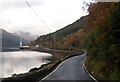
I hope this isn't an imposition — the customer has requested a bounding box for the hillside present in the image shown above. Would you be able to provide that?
[1,29,30,50]
[30,16,87,49]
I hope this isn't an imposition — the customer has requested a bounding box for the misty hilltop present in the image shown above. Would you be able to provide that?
[13,31,38,41]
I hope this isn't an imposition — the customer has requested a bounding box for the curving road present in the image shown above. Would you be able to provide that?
[40,50,95,82]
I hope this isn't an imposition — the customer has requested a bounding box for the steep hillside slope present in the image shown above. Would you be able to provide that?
[30,16,87,48]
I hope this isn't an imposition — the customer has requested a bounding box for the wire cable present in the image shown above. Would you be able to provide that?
[24,0,56,57]
[24,0,51,31]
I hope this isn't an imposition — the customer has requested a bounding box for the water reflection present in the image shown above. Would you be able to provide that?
[0,51,52,78]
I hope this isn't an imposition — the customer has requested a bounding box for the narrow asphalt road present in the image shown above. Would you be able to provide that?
[41,50,95,82]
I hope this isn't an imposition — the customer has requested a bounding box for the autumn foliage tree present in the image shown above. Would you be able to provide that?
[84,2,120,80]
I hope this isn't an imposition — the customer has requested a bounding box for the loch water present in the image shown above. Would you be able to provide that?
[0,49,52,78]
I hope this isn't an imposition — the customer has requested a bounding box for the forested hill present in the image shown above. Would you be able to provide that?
[55,16,87,38]
[30,16,87,48]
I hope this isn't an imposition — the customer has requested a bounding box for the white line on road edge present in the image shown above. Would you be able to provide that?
[40,55,75,82]
[83,58,99,82]
[40,51,98,82]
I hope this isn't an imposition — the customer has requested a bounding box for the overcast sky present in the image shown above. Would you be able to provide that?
[0,0,94,36]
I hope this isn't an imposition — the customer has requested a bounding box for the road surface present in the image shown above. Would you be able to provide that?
[40,50,95,82]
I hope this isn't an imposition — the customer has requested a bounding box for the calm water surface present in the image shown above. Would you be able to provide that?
[0,50,52,78]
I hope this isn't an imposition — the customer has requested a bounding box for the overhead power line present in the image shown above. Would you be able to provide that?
[24,0,56,57]
[24,0,51,31]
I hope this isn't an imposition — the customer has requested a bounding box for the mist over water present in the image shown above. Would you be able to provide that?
[0,50,52,78]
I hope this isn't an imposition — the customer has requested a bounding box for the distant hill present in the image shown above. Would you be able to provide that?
[30,16,87,48]
[13,31,38,41]
[1,29,30,50]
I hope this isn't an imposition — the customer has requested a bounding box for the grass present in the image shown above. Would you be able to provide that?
[85,54,119,81]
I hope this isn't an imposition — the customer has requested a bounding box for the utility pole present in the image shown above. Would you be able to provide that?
[54,33,56,58]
